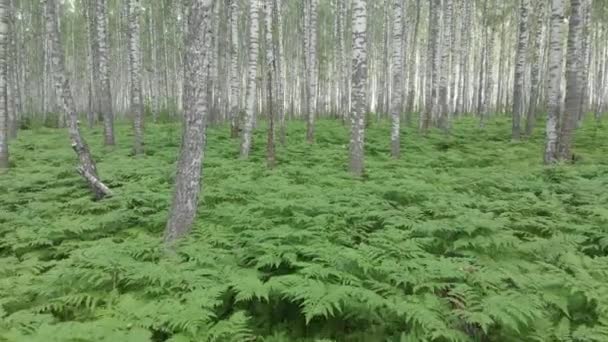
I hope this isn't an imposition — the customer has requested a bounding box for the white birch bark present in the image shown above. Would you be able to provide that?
[349,0,367,176]
[165,0,213,245]
[390,0,402,158]
[544,0,565,164]
[240,0,260,158]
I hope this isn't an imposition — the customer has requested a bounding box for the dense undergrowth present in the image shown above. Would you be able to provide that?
[1,116,608,341]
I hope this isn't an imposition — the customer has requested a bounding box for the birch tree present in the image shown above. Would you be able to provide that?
[0,0,7,170]
[389,0,402,158]
[558,0,583,161]
[229,0,240,138]
[439,0,453,130]
[511,0,529,141]
[96,0,115,146]
[525,0,546,136]
[305,0,318,143]
[46,0,111,199]
[165,0,212,245]
[240,0,260,158]
[128,0,144,155]
[544,0,565,164]
[349,0,367,176]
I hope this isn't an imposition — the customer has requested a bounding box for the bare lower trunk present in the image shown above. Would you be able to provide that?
[97,0,114,146]
[0,0,8,170]
[128,0,144,155]
[511,0,529,141]
[558,0,583,161]
[165,0,212,245]
[240,0,259,158]
[525,1,546,137]
[305,0,318,143]
[390,0,402,158]
[46,0,110,199]
[544,0,565,164]
[349,0,367,176]
[229,0,240,138]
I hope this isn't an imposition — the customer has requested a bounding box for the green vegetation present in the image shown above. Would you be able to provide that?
[1,118,608,341]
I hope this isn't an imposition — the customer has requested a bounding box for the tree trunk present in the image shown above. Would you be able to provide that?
[390,0,402,158]
[229,0,240,138]
[405,0,421,117]
[305,0,318,143]
[557,0,583,161]
[577,0,591,122]
[165,0,212,246]
[46,0,110,199]
[349,0,367,176]
[511,0,529,141]
[438,0,452,131]
[96,0,115,146]
[273,0,286,145]
[240,0,259,158]
[0,0,7,170]
[267,60,276,169]
[544,0,565,164]
[525,0,546,136]
[128,0,144,155]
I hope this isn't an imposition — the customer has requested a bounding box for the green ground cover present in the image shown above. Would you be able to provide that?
[1,117,607,341]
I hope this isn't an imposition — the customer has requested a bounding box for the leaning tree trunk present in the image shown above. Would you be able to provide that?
[0,0,7,170]
[164,0,212,245]
[45,0,111,199]
[97,0,115,146]
[389,0,402,158]
[511,0,529,141]
[349,0,367,176]
[525,0,546,137]
[240,0,259,158]
[128,0,144,155]
[558,0,583,161]
[544,0,565,164]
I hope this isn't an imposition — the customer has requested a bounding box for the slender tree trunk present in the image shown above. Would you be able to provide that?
[511,0,529,141]
[349,0,367,176]
[97,0,115,146]
[272,0,285,145]
[438,0,452,131]
[46,0,110,199]
[525,0,546,136]
[544,0,565,164]
[165,0,212,246]
[128,0,144,155]
[405,0,421,118]
[306,0,318,143]
[422,0,439,132]
[458,0,472,114]
[558,0,583,161]
[482,25,495,124]
[0,0,8,170]
[240,0,259,158]
[577,0,591,122]
[390,0,402,158]
[229,0,240,138]
[267,60,276,169]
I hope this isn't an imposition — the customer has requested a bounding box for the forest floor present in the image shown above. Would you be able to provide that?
[1,117,608,341]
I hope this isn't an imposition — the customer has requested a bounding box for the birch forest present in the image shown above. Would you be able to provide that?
[1,0,608,341]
